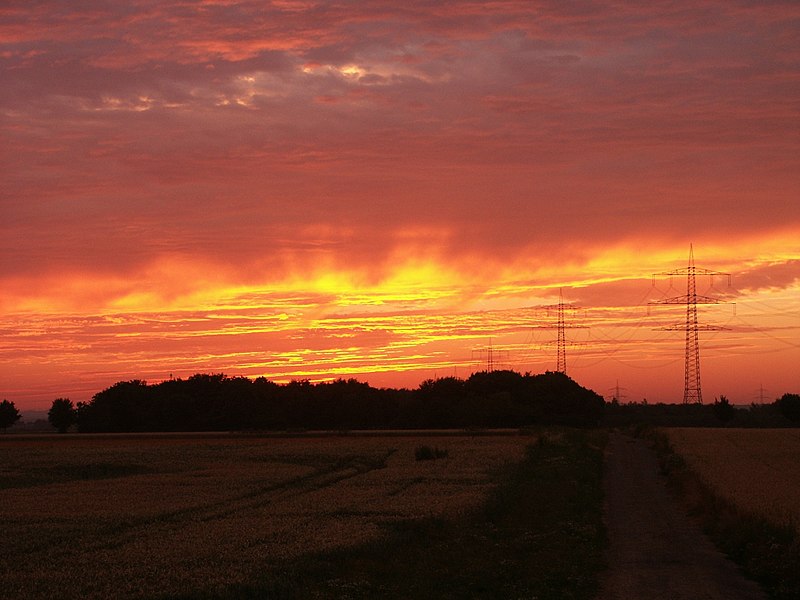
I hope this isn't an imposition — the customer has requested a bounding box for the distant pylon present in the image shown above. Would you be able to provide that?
[608,379,627,403]
[557,289,567,373]
[472,338,509,373]
[756,384,769,404]
[650,245,731,404]
[534,288,587,375]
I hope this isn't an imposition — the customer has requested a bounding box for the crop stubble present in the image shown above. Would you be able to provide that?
[0,433,528,599]
[664,428,800,531]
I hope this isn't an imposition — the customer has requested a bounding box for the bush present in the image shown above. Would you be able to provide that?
[777,393,800,422]
[712,395,736,424]
[414,445,448,461]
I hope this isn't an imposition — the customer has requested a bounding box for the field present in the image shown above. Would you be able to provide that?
[664,428,800,531]
[0,430,606,599]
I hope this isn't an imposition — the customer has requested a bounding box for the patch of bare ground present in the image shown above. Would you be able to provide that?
[599,432,766,600]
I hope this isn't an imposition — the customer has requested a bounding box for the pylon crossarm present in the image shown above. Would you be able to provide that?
[649,296,689,305]
[654,267,730,278]
[657,324,729,332]
[650,294,724,305]
[694,294,725,304]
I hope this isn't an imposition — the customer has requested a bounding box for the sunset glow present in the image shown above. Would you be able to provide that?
[2,1,799,410]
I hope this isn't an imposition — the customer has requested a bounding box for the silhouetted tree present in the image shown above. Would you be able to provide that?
[776,393,800,422]
[416,376,466,427]
[465,370,526,426]
[520,371,605,426]
[466,370,524,397]
[48,398,77,433]
[712,395,736,424]
[78,380,151,432]
[0,399,21,432]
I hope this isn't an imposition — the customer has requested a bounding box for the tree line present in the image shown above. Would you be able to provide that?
[603,392,800,428]
[5,370,605,433]
[4,375,798,434]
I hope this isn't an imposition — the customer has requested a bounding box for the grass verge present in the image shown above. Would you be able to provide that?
[652,430,800,600]
[172,428,607,600]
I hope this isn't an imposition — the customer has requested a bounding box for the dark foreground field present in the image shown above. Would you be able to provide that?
[0,430,606,599]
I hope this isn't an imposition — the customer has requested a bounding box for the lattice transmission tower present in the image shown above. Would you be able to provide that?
[556,291,567,373]
[535,289,587,375]
[650,245,731,404]
[472,339,509,373]
[608,380,628,403]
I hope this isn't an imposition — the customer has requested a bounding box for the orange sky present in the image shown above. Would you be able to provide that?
[2,1,799,411]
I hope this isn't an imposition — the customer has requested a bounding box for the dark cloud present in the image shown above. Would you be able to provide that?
[736,260,800,293]
[1,0,798,291]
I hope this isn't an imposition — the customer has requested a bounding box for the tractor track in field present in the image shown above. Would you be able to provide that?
[5,450,395,561]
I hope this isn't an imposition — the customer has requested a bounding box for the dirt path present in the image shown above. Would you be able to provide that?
[599,432,767,600]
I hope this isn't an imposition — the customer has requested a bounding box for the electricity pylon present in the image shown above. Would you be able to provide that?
[536,289,587,375]
[608,380,627,403]
[472,339,509,372]
[556,291,567,373]
[650,245,731,404]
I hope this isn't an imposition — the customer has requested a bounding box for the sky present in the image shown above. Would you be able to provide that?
[2,0,799,411]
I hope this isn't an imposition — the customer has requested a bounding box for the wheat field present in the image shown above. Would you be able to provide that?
[664,428,800,531]
[0,432,529,599]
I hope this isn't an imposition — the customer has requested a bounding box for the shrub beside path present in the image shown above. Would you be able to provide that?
[598,431,767,600]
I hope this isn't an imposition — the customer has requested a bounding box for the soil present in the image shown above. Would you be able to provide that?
[598,431,767,600]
